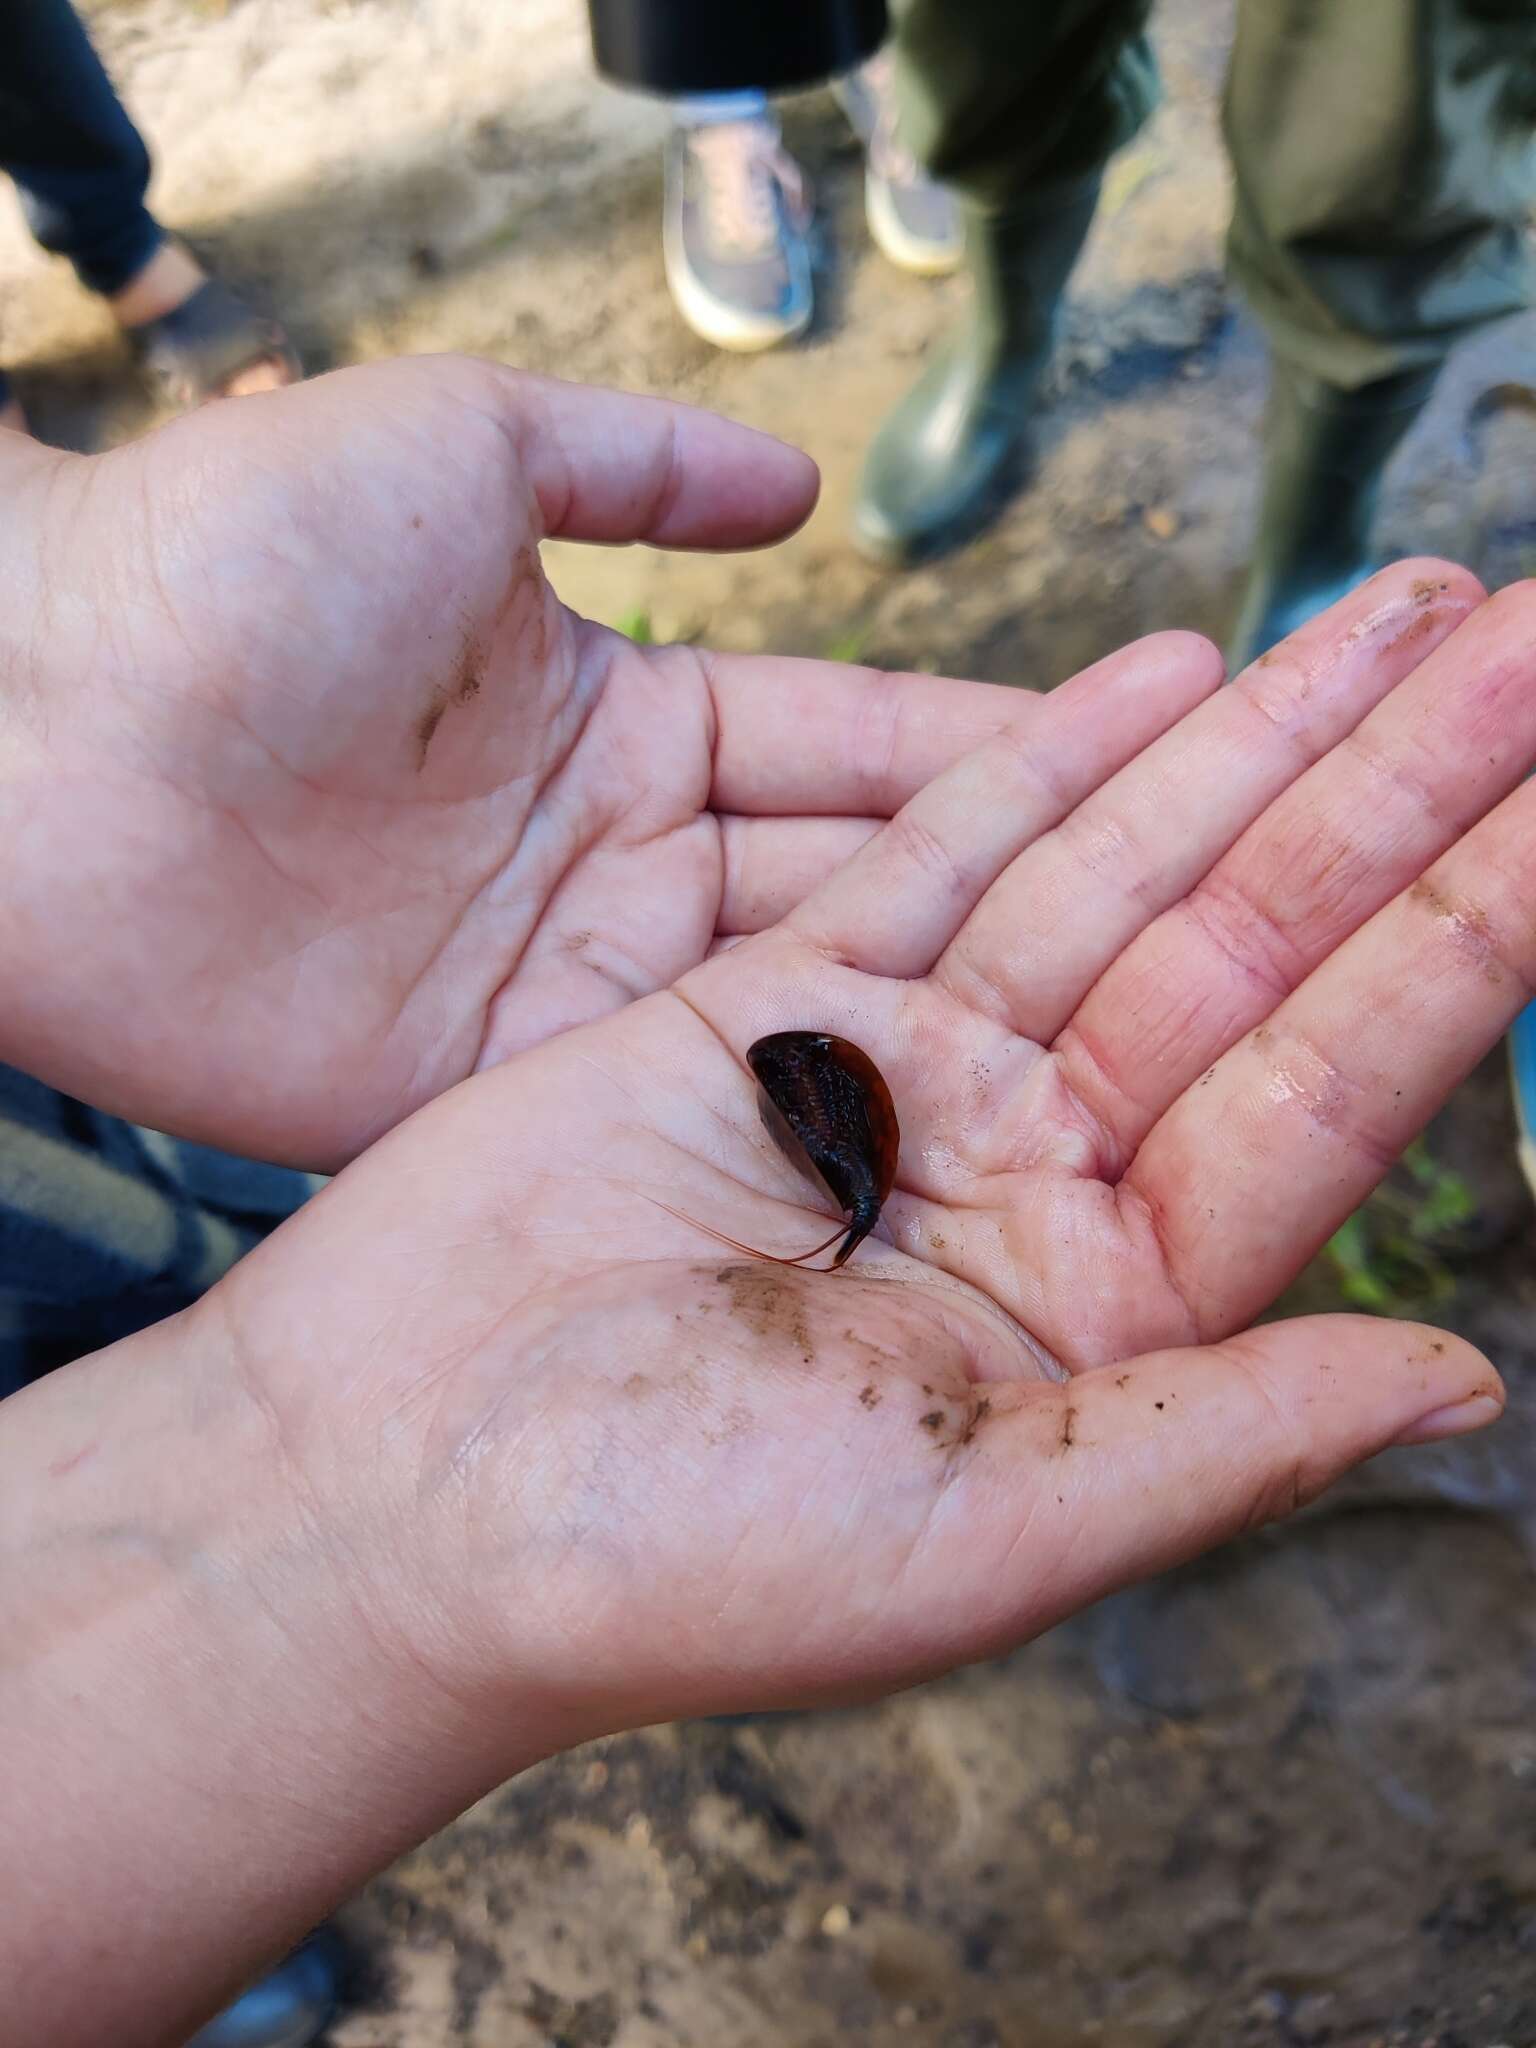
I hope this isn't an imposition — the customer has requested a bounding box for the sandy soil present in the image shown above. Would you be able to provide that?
[5,1,1535,2041]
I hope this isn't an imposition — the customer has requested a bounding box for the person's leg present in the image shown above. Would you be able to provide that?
[852,0,1156,564]
[833,52,962,277]
[0,0,299,406]
[0,0,162,297]
[1225,0,1536,665]
[588,0,884,353]
[0,1063,318,1391]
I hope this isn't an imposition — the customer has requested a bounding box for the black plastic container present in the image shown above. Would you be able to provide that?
[588,0,887,96]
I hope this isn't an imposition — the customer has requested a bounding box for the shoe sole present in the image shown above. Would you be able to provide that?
[662,216,812,353]
[866,168,963,278]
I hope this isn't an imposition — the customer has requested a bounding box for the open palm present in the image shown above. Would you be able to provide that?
[216,561,1528,1729]
[0,358,1026,1168]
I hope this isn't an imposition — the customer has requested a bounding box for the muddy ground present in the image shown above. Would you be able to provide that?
[5,0,1536,2040]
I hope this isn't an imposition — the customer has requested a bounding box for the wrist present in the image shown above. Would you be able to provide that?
[0,1285,556,1784]
[0,1295,557,2045]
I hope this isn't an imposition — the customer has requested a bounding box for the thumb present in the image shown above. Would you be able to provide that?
[488,364,821,552]
[910,1316,1502,1666]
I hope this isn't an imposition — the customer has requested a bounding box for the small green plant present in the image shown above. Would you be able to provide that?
[823,624,870,665]
[1323,1137,1477,1316]
[612,607,653,644]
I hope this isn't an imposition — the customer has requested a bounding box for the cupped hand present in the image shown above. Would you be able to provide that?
[207,561,1529,1740]
[0,357,1034,1167]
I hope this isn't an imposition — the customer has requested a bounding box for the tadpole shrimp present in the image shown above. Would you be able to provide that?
[653,1031,899,1272]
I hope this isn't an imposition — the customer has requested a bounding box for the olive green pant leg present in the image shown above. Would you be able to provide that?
[1225,0,1536,389]
[886,0,1160,213]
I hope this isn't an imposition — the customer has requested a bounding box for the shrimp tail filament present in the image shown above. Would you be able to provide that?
[648,1196,850,1270]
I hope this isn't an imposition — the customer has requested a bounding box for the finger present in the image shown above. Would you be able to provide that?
[785,632,1223,979]
[494,367,820,550]
[718,815,880,933]
[1125,772,1536,1336]
[1063,571,1535,1169]
[706,656,1048,817]
[934,561,1482,1046]
[925,1320,1501,1659]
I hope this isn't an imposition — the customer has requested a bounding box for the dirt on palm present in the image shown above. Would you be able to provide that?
[5,0,1534,2041]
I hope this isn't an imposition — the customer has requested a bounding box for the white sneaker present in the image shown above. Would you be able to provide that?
[836,52,962,277]
[662,114,813,351]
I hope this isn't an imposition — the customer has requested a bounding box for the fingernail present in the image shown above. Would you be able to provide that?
[1392,1392,1504,1447]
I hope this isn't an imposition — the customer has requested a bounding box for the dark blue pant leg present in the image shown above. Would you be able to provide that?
[0,0,163,294]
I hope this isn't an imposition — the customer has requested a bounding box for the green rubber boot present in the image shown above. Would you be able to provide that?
[851,177,1101,567]
[1227,360,1440,672]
